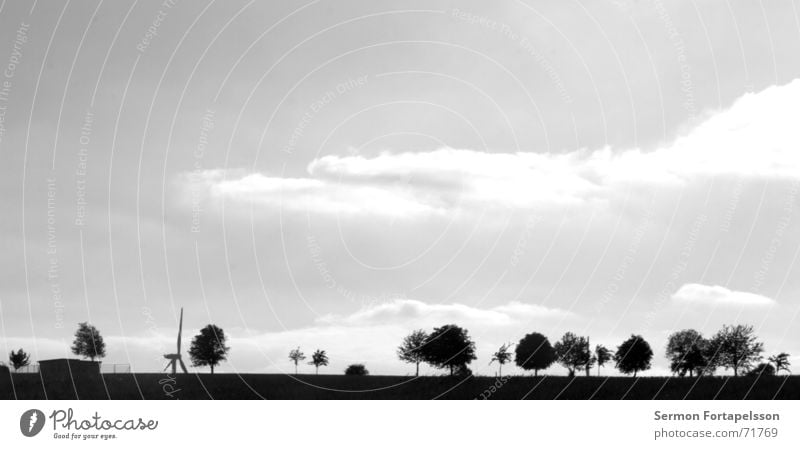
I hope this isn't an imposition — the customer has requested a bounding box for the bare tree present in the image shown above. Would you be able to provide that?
[709,324,763,376]
[288,347,306,374]
[397,329,428,376]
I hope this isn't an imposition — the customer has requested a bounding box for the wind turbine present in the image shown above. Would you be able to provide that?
[163,307,189,375]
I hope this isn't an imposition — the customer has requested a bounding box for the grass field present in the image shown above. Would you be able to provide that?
[2,373,798,400]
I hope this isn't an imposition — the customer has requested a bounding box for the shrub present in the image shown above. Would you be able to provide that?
[345,364,369,375]
[747,363,775,377]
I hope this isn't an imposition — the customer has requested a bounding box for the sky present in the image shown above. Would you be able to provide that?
[1,0,799,377]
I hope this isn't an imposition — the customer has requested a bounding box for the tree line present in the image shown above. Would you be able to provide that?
[3,322,232,374]
[393,323,791,378]
[5,321,791,377]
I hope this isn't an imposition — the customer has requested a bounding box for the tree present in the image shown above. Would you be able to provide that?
[308,349,329,374]
[490,343,513,377]
[614,334,653,377]
[514,332,556,376]
[768,352,791,374]
[747,363,775,376]
[553,332,592,377]
[345,364,368,375]
[397,329,428,376]
[9,349,30,372]
[288,347,306,374]
[709,324,763,376]
[666,329,710,377]
[419,324,477,376]
[188,324,230,374]
[71,322,106,361]
[595,344,612,376]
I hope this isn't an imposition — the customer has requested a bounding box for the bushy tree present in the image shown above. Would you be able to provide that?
[71,322,106,361]
[309,349,329,374]
[709,324,763,376]
[747,363,775,376]
[419,324,477,376]
[288,347,306,374]
[594,344,612,376]
[553,332,591,377]
[768,352,791,374]
[345,364,368,375]
[188,324,230,374]
[666,329,711,377]
[614,334,653,377]
[397,329,428,376]
[9,348,30,371]
[515,332,556,376]
[490,343,513,377]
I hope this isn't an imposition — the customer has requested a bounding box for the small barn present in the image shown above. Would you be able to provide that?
[39,358,105,399]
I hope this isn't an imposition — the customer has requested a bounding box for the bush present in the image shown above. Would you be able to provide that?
[345,364,369,375]
[747,363,775,377]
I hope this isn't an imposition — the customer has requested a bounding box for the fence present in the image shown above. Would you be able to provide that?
[100,364,131,374]
[13,364,39,373]
[9,363,131,374]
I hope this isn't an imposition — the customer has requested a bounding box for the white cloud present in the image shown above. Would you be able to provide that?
[179,79,800,217]
[315,298,574,327]
[671,283,776,307]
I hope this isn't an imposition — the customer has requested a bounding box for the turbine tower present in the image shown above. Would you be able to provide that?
[163,307,188,375]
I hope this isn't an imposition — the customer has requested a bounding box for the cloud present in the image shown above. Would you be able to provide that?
[671,284,776,307]
[179,79,800,217]
[315,298,574,327]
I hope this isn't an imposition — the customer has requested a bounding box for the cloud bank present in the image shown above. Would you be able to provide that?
[179,80,800,218]
[671,283,776,307]
[316,298,574,327]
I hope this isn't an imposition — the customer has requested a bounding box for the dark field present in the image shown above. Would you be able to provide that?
[2,373,798,400]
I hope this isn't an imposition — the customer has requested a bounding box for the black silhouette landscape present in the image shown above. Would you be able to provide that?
[1,320,795,400]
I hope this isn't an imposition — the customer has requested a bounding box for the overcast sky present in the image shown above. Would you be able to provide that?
[1,0,799,377]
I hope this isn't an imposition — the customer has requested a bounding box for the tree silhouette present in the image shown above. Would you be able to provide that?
[490,343,513,377]
[71,322,106,361]
[594,344,612,376]
[768,352,791,374]
[308,349,329,374]
[188,324,230,374]
[397,329,428,376]
[747,362,775,376]
[345,364,368,375]
[666,329,710,377]
[614,334,653,377]
[288,347,306,374]
[514,332,556,376]
[553,332,591,377]
[419,324,477,376]
[9,348,30,371]
[709,324,763,376]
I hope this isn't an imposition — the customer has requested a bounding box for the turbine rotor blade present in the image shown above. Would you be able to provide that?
[178,359,188,374]
[177,307,183,352]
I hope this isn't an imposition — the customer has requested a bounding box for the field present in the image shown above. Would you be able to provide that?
[1,373,798,400]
